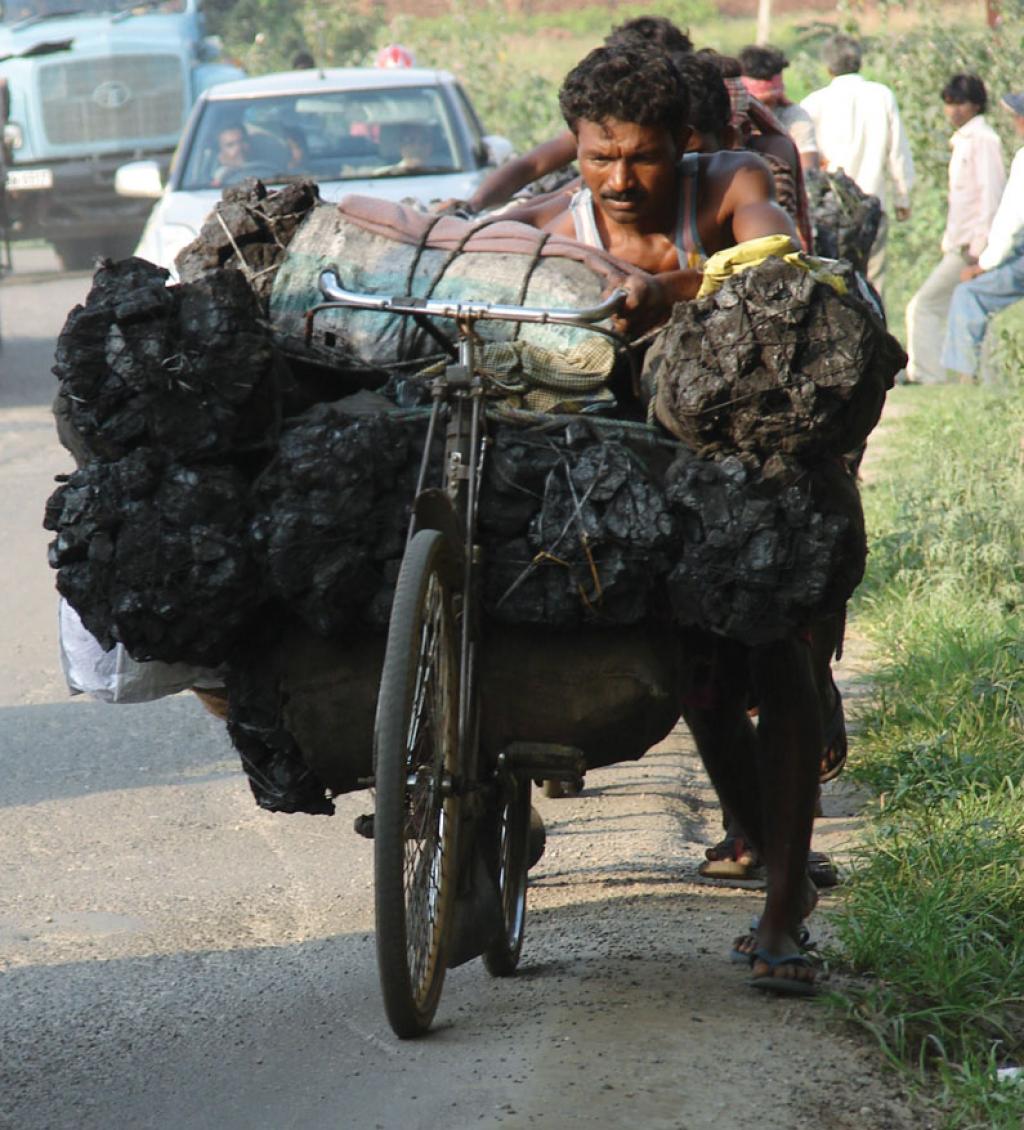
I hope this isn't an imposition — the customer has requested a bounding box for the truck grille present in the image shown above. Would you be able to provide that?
[40,55,184,147]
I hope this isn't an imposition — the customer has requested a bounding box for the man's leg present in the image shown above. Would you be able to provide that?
[866,211,889,302]
[681,633,822,989]
[679,635,764,851]
[941,254,1024,379]
[905,252,964,384]
[746,635,822,989]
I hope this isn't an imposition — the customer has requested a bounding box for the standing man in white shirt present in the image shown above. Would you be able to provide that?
[905,74,1005,384]
[801,33,915,297]
[941,92,1024,381]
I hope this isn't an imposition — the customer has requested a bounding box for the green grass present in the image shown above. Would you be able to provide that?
[832,386,1024,1126]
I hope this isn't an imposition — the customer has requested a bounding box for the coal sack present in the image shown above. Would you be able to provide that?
[224,623,334,816]
[44,451,263,666]
[480,425,677,627]
[645,257,905,461]
[250,405,429,637]
[175,179,320,307]
[804,169,882,275]
[663,449,866,645]
[54,259,282,465]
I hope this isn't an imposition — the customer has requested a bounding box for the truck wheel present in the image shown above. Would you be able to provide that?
[53,240,99,272]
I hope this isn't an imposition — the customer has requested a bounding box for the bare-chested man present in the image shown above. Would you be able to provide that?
[507,43,822,994]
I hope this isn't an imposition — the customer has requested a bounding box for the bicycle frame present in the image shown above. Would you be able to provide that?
[310,270,628,769]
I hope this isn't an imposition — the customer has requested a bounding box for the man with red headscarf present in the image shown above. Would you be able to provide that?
[739,44,819,172]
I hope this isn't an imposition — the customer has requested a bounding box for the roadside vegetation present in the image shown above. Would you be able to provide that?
[835,381,1024,1127]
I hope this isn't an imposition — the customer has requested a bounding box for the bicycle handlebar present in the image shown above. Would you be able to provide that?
[316,269,626,327]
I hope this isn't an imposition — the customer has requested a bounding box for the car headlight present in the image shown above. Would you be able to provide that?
[3,122,23,150]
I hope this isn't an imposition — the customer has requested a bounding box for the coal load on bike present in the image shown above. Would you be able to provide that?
[45,187,904,815]
[803,169,882,277]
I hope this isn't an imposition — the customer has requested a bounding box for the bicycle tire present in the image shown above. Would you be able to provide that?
[483,775,531,977]
[374,528,462,1038]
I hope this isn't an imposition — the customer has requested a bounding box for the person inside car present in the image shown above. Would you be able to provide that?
[211,124,252,186]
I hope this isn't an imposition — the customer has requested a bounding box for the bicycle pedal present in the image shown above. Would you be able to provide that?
[500,742,587,780]
[353,813,374,839]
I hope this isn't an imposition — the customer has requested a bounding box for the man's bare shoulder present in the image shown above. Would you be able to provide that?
[701,150,777,199]
[702,149,774,178]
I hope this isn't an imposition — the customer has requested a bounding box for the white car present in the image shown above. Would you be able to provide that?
[116,67,514,274]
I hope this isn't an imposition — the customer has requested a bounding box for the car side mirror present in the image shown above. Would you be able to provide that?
[481,134,514,168]
[115,159,164,199]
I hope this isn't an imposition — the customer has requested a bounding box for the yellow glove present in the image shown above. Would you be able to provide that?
[697,234,848,298]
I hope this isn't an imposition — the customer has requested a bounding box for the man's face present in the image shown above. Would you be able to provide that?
[397,124,432,166]
[1013,112,1024,138]
[576,117,684,228]
[943,100,979,130]
[218,128,249,168]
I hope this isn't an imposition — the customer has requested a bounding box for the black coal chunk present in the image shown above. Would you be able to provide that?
[663,449,865,644]
[54,260,282,464]
[481,427,677,627]
[45,451,263,665]
[224,623,334,816]
[175,179,320,308]
[644,257,906,461]
[250,405,422,637]
[805,168,882,275]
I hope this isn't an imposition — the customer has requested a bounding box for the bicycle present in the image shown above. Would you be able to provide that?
[309,271,628,1038]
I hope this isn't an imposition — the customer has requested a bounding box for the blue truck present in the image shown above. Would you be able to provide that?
[0,0,242,269]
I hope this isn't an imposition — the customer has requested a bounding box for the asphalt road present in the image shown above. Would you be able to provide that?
[0,249,933,1130]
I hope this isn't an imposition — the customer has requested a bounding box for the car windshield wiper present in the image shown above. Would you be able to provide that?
[10,9,84,30]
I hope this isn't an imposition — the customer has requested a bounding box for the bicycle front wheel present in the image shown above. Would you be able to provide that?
[374,528,462,1038]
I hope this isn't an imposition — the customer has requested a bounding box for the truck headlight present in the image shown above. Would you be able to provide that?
[3,122,23,150]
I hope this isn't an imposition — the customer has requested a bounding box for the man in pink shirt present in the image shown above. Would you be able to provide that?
[905,74,1005,383]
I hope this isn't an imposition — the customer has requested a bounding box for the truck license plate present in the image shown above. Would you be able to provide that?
[5,168,54,191]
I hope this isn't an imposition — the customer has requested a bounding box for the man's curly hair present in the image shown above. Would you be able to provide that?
[559,45,689,135]
[675,52,731,138]
[605,16,692,56]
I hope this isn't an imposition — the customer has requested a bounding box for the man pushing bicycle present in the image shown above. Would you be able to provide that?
[505,43,821,995]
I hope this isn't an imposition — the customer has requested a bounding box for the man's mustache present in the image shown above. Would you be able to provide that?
[600,189,643,204]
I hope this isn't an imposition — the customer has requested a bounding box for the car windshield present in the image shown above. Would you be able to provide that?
[1,0,184,24]
[179,85,466,191]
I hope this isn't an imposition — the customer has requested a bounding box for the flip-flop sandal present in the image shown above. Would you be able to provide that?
[749,948,818,997]
[699,834,764,881]
[730,919,812,964]
[819,678,848,784]
[808,850,839,888]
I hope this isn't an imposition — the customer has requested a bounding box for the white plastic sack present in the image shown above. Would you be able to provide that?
[58,599,224,704]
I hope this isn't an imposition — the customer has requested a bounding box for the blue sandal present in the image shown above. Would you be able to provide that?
[730,918,811,964]
[749,948,818,996]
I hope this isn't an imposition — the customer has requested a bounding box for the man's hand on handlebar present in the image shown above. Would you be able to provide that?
[612,269,703,336]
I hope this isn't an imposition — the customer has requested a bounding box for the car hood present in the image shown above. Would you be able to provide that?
[137,171,485,274]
